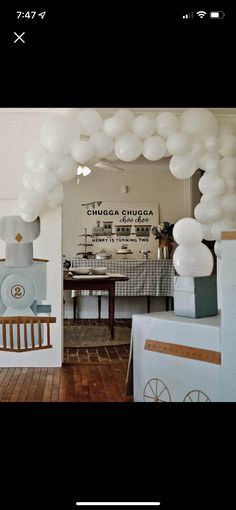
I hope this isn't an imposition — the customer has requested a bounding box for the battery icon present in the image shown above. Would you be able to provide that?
[210,11,225,18]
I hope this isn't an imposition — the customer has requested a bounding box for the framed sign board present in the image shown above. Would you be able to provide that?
[80,201,159,259]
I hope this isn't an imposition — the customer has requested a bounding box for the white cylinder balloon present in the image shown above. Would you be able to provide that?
[89,131,114,159]
[103,116,127,138]
[132,114,155,139]
[166,132,192,156]
[115,133,142,162]
[169,155,198,179]
[173,218,203,246]
[78,109,102,136]
[71,140,95,164]
[142,136,166,161]
[114,109,135,130]
[155,112,179,138]
[173,244,214,276]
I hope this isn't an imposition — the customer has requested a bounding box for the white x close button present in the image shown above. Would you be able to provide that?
[14,32,25,44]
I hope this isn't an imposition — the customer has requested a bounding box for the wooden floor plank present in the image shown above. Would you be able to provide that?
[0,363,131,402]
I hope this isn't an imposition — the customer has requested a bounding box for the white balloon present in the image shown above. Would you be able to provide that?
[155,112,179,138]
[89,131,113,159]
[115,133,142,162]
[142,136,166,161]
[207,202,223,222]
[25,148,56,173]
[173,244,214,277]
[46,184,64,208]
[194,202,210,224]
[71,140,95,164]
[214,241,222,258]
[225,178,236,191]
[166,132,192,156]
[211,219,236,241]
[78,109,102,136]
[169,155,198,179]
[54,155,78,183]
[191,140,205,157]
[179,108,218,138]
[220,193,236,218]
[198,174,226,194]
[22,171,34,190]
[219,134,236,157]
[17,189,45,215]
[204,155,220,172]
[132,114,155,139]
[173,217,203,246]
[114,109,135,130]
[33,172,59,195]
[40,114,80,155]
[200,223,215,241]
[200,191,222,202]
[219,157,236,177]
[103,116,127,138]
[204,136,219,153]
[20,212,39,223]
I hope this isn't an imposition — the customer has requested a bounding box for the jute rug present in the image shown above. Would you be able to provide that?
[64,324,131,348]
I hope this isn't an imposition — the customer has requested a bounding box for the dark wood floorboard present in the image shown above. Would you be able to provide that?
[0,364,132,402]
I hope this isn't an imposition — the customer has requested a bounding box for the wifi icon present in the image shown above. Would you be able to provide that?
[197,10,207,18]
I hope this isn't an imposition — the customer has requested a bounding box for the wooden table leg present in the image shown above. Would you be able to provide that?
[73,296,77,323]
[165,297,169,311]
[108,283,115,339]
[147,295,150,313]
[97,296,101,321]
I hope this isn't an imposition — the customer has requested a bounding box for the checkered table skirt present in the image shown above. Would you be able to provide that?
[68,259,175,297]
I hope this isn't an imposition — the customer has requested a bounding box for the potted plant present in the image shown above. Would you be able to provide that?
[151,221,174,257]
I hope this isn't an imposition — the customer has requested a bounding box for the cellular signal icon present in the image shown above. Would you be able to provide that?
[183,12,194,19]
[196,10,207,18]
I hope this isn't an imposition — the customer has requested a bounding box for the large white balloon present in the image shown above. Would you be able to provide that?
[218,134,236,157]
[33,172,59,195]
[40,114,80,155]
[142,136,166,161]
[167,132,192,156]
[25,148,56,173]
[132,114,155,139]
[71,140,95,164]
[155,112,179,138]
[169,154,198,179]
[207,202,223,222]
[204,136,219,153]
[115,133,142,162]
[89,131,113,159]
[78,109,102,136]
[179,108,218,138]
[198,174,226,194]
[17,189,45,215]
[46,184,64,208]
[114,109,135,130]
[211,219,236,241]
[22,171,34,190]
[200,223,216,241]
[54,155,78,183]
[194,202,210,224]
[173,244,214,276]
[173,218,203,246]
[103,116,127,138]
[219,156,236,177]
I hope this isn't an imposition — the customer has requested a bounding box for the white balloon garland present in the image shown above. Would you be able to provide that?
[17,108,236,272]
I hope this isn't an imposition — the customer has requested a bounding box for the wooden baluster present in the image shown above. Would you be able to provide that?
[30,319,35,349]
[23,319,28,350]
[9,320,14,350]
[47,320,51,347]
[17,319,21,351]
[2,320,7,350]
[38,319,42,348]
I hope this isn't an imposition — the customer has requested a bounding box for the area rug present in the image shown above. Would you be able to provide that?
[63,324,131,348]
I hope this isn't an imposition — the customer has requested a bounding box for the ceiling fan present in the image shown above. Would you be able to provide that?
[92,159,125,172]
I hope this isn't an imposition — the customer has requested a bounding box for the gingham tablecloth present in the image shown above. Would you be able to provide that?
[68,259,175,297]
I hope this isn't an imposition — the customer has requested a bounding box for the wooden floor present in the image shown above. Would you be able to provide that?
[0,364,132,402]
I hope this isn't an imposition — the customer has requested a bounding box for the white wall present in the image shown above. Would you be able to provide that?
[0,110,62,367]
